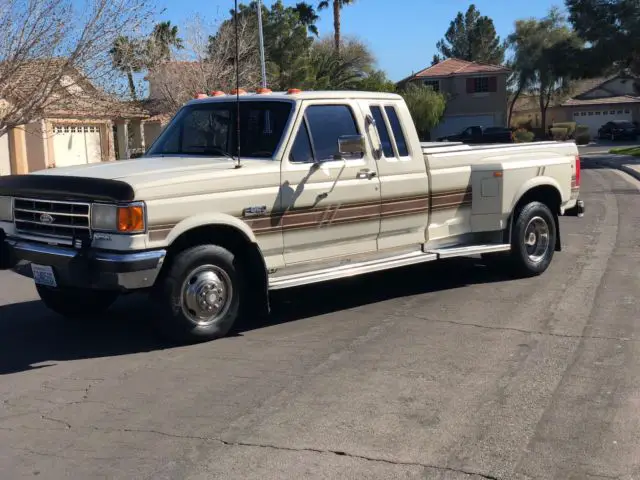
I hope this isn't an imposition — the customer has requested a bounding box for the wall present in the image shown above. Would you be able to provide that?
[144,122,163,147]
[443,74,508,121]
[24,121,47,172]
[0,133,10,175]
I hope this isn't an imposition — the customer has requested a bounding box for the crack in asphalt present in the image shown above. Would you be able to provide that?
[405,315,635,342]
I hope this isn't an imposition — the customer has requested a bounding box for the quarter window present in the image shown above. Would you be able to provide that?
[384,106,409,157]
[370,106,394,157]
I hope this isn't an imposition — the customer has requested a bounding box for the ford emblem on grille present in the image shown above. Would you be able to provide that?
[39,213,55,224]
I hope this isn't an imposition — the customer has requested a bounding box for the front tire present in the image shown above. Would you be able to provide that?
[36,286,119,319]
[152,245,242,344]
[510,201,557,277]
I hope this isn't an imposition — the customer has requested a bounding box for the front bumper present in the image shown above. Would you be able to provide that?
[564,199,585,217]
[1,236,166,291]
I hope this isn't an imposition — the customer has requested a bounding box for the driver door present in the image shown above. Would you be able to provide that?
[279,100,382,266]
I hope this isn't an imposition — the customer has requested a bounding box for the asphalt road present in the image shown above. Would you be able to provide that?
[1,163,639,480]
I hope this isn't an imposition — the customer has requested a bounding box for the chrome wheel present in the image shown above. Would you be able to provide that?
[180,265,233,326]
[524,216,550,263]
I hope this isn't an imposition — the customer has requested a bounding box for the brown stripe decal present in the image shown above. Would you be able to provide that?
[148,188,473,238]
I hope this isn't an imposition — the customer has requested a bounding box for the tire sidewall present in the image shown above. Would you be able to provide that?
[158,245,242,343]
[512,202,556,275]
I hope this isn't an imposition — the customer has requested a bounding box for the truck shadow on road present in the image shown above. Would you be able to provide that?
[0,258,514,375]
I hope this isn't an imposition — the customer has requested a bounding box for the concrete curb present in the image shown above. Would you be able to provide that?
[616,164,640,183]
[589,154,640,183]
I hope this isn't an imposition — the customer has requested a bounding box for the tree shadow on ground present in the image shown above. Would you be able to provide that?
[0,258,517,375]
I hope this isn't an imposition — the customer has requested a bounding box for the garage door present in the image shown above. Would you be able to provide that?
[431,114,495,139]
[572,107,632,136]
[52,124,102,168]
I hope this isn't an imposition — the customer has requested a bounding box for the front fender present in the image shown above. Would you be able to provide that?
[164,212,258,246]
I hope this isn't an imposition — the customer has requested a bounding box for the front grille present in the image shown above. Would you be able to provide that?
[13,198,91,240]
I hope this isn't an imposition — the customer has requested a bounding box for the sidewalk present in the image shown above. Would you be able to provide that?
[582,154,640,183]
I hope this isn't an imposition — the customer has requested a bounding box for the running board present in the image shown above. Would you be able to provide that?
[268,251,438,290]
[425,243,511,259]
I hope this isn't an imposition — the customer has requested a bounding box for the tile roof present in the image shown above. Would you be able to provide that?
[403,58,510,82]
[561,95,640,106]
[1,59,147,119]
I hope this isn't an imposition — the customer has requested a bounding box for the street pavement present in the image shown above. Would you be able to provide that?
[1,162,639,479]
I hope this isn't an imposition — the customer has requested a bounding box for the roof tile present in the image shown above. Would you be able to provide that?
[411,58,510,79]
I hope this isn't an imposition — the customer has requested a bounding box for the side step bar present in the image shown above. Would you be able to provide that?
[268,243,511,291]
[425,243,511,259]
[269,251,437,290]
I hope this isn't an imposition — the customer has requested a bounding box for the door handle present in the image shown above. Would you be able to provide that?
[356,169,377,180]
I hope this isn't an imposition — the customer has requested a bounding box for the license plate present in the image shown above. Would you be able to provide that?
[31,264,57,288]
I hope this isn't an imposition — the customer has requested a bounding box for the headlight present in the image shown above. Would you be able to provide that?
[91,202,145,233]
[0,196,13,222]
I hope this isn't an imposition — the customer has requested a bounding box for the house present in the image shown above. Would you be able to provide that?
[0,60,151,176]
[511,74,640,136]
[397,58,511,139]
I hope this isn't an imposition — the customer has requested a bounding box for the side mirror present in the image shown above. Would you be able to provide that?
[337,134,365,159]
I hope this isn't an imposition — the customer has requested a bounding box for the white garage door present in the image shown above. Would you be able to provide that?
[431,114,495,139]
[52,124,102,168]
[572,107,632,136]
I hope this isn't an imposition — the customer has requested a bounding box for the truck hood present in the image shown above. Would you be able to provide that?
[0,156,279,202]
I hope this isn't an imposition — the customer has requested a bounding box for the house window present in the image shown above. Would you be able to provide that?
[610,110,615,114]
[624,109,630,114]
[423,80,440,92]
[580,112,586,116]
[474,77,489,93]
[595,111,601,115]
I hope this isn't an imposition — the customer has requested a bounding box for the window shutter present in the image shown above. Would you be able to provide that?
[466,78,474,93]
[488,76,497,92]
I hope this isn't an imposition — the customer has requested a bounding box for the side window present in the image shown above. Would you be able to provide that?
[384,106,409,157]
[289,120,314,163]
[305,105,359,161]
[370,105,394,157]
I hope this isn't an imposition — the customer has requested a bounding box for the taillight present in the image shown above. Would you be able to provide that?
[574,155,581,187]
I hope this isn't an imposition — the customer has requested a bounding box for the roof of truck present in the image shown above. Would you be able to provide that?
[185,90,403,105]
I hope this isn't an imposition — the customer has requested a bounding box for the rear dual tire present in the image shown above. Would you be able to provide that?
[484,201,556,277]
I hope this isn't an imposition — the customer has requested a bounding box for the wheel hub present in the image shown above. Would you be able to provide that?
[181,265,233,326]
[524,216,550,263]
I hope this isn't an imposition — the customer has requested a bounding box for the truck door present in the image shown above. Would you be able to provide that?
[365,102,430,250]
[279,100,382,266]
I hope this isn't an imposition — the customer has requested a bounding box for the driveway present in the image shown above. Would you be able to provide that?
[578,139,640,155]
[0,164,639,479]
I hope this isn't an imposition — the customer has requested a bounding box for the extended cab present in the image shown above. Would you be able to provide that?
[0,90,584,343]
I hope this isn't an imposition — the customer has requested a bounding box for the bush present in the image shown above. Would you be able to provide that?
[551,122,577,138]
[550,127,569,141]
[512,128,535,143]
[574,125,591,145]
[399,84,447,140]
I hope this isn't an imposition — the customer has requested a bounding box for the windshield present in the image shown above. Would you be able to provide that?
[146,100,294,159]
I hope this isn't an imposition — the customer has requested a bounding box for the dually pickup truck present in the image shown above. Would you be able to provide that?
[0,90,584,343]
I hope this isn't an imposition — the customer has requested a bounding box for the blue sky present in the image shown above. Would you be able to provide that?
[157,0,564,81]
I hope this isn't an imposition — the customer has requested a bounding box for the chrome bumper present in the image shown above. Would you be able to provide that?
[2,236,166,291]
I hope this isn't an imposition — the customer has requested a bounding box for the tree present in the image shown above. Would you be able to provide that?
[110,36,145,100]
[565,0,640,75]
[318,0,357,54]
[147,21,184,66]
[307,36,374,89]
[399,84,446,140]
[0,0,155,135]
[358,70,397,92]
[436,4,505,65]
[294,2,321,36]
[507,8,583,132]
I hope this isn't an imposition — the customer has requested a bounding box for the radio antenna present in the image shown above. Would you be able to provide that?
[233,0,242,169]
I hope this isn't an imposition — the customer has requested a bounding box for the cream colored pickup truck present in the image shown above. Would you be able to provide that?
[0,90,584,343]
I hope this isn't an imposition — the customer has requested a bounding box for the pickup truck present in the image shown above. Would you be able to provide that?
[0,90,584,343]
[437,125,513,144]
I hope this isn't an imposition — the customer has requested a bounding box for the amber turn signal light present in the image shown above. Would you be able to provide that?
[117,205,145,233]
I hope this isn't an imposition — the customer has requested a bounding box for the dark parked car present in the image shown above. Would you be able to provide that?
[437,126,513,144]
[597,120,638,140]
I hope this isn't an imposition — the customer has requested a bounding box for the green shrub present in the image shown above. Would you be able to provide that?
[550,127,569,141]
[512,128,535,143]
[551,122,577,138]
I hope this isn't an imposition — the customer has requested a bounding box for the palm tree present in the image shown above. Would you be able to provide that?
[294,2,320,36]
[318,0,356,54]
[147,21,183,66]
[110,36,143,100]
